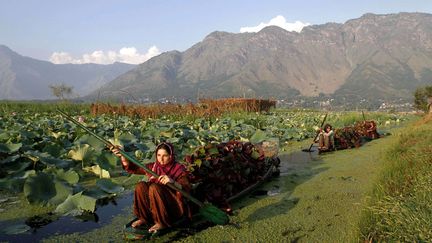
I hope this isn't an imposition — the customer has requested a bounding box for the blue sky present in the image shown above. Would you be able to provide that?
[1,0,431,64]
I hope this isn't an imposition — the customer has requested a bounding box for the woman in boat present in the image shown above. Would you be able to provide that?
[316,123,335,152]
[111,142,191,233]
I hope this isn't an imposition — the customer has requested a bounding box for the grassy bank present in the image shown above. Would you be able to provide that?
[360,114,432,242]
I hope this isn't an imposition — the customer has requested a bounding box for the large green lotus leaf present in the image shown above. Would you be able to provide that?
[121,174,146,186]
[250,130,268,144]
[97,151,117,171]
[96,178,124,194]
[167,137,180,144]
[68,144,94,162]
[135,142,156,153]
[55,169,80,185]
[54,192,97,215]
[0,224,31,235]
[20,130,37,139]
[160,130,174,138]
[39,156,73,169]
[13,170,36,179]
[4,160,31,175]
[83,187,111,199]
[0,143,22,153]
[24,172,56,205]
[186,139,200,148]
[0,155,20,164]
[48,180,74,205]
[0,131,10,142]
[42,143,65,158]
[75,134,105,151]
[0,176,25,192]
[83,165,110,178]
[118,132,137,144]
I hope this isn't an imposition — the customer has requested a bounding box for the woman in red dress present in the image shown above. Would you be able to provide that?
[111,142,191,233]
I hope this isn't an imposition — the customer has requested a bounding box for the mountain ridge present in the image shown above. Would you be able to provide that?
[0,45,135,100]
[91,12,432,104]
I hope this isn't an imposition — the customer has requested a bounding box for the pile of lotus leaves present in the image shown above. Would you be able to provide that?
[185,140,280,211]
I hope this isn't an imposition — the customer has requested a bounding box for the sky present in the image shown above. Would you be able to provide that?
[1,0,432,64]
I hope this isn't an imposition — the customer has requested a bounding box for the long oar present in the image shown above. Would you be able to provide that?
[302,113,328,152]
[57,109,229,225]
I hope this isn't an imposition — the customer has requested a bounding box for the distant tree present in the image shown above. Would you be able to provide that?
[49,84,73,101]
[414,86,432,112]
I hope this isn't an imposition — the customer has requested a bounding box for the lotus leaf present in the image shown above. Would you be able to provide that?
[48,180,74,205]
[42,142,65,157]
[121,174,146,186]
[68,144,95,168]
[84,165,111,178]
[0,154,20,164]
[0,224,31,235]
[96,178,124,194]
[76,134,105,151]
[23,172,56,205]
[250,129,268,144]
[39,156,73,169]
[13,170,36,179]
[0,176,25,192]
[54,191,97,215]
[3,160,31,174]
[97,151,117,171]
[55,169,80,185]
[0,132,9,142]
[83,187,111,199]
[0,142,22,153]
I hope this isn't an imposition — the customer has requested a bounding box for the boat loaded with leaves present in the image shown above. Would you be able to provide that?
[123,140,280,240]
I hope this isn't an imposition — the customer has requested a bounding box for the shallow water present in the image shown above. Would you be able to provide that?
[0,192,133,242]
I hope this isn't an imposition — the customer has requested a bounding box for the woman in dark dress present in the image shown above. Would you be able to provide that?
[111,142,191,233]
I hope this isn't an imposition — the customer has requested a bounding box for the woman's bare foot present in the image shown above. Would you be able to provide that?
[131,219,146,228]
[148,223,164,233]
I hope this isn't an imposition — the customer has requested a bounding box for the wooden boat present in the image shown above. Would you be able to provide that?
[122,158,279,240]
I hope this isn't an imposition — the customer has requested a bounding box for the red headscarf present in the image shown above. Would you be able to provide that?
[148,142,186,183]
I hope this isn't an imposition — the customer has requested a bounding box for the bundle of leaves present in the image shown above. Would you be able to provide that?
[184,140,279,210]
[334,120,380,150]
[334,126,362,150]
[354,120,380,140]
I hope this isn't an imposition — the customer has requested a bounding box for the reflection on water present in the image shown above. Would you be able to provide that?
[0,192,133,242]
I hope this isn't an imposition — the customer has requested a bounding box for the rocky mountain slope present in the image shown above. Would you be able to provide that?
[92,12,432,103]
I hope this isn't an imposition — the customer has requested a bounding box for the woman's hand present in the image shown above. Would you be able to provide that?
[109,145,128,166]
[158,175,174,185]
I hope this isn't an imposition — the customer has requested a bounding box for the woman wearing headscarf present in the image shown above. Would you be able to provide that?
[111,142,191,233]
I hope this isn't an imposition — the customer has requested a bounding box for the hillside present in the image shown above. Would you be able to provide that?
[91,12,432,104]
[0,45,135,100]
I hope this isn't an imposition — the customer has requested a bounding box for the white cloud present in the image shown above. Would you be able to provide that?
[240,15,310,33]
[49,46,161,65]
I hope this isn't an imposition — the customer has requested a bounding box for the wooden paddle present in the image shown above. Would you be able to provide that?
[58,109,229,225]
[302,113,328,152]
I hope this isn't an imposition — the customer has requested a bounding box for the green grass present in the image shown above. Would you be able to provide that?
[359,116,432,242]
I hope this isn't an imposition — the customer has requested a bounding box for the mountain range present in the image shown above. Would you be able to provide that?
[90,12,432,105]
[0,45,134,100]
[2,12,432,105]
